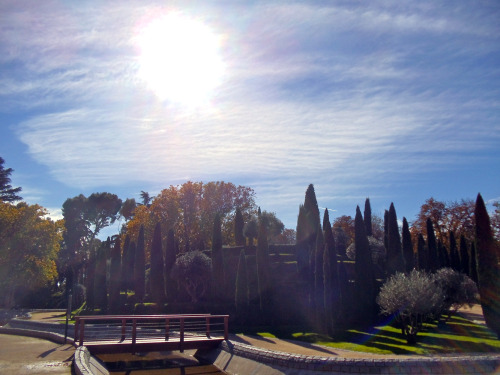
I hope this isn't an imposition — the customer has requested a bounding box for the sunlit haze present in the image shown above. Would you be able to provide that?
[135,12,225,106]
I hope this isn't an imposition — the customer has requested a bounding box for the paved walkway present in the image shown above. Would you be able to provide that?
[0,333,74,374]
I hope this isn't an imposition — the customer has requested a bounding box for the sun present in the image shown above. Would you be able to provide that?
[135,13,225,106]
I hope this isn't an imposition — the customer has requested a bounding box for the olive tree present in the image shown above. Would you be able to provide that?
[171,251,211,303]
[377,270,443,344]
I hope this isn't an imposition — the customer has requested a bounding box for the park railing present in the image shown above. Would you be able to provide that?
[74,314,229,353]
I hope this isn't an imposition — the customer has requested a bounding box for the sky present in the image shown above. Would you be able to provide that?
[1,1,499,237]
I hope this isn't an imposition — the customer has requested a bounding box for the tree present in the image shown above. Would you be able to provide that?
[235,249,249,320]
[108,236,122,313]
[87,192,122,239]
[256,213,272,315]
[332,215,355,248]
[94,239,109,312]
[211,213,224,299]
[171,251,211,303]
[135,226,146,302]
[386,203,404,277]
[164,228,177,302]
[121,235,133,292]
[475,193,500,336]
[120,198,136,222]
[416,233,427,271]
[354,206,376,324]
[402,217,414,273]
[314,228,325,330]
[426,218,439,272]
[0,202,61,307]
[0,157,22,202]
[243,218,258,246]
[433,268,478,319]
[234,207,245,246]
[323,208,338,332]
[449,231,460,271]
[260,211,285,244]
[377,270,443,344]
[459,235,470,276]
[364,198,372,236]
[149,222,165,304]
[140,191,152,207]
[492,201,500,241]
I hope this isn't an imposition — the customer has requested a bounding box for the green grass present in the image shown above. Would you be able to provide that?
[246,315,500,355]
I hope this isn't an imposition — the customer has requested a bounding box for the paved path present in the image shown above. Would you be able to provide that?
[0,333,74,374]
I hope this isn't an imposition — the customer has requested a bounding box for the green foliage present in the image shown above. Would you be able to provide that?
[235,249,249,316]
[433,268,478,317]
[149,222,165,304]
[171,250,211,303]
[386,203,404,276]
[108,236,122,313]
[364,198,372,236]
[135,225,146,302]
[0,201,61,307]
[475,193,500,336]
[94,240,109,312]
[377,270,443,344]
[0,157,22,202]
[402,217,414,272]
[256,214,272,314]
[211,213,224,299]
[234,207,245,246]
[426,218,439,272]
[164,228,177,302]
[354,206,376,325]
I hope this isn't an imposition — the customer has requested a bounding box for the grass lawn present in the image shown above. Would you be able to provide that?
[249,314,500,355]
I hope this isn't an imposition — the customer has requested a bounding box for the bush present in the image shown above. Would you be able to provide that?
[171,251,211,303]
[433,268,478,319]
[377,270,444,344]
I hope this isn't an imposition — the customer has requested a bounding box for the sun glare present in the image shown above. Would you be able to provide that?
[135,13,225,106]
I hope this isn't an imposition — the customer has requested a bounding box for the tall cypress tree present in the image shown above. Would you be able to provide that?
[296,204,309,278]
[402,217,414,273]
[459,235,470,276]
[470,242,478,283]
[94,239,109,312]
[256,213,272,317]
[383,210,389,256]
[235,249,249,322]
[323,243,333,334]
[386,203,404,277]
[354,206,376,325]
[449,231,460,271]
[211,213,224,300]
[475,193,500,337]
[314,228,325,331]
[417,233,427,271]
[135,225,145,302]
[234,208,245,246]
[121,235,131,292]
[323,208,339,328]
[426,218,439,272]
[109,237,122,313]
[150,222,165,305]
[165,228,177,302]
[364,198,372,236]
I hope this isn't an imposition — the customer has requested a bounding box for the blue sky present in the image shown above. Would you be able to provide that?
[1,1,499,236]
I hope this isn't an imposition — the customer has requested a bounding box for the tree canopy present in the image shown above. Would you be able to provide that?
[0,157,22,203]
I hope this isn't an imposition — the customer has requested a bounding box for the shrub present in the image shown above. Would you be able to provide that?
[171,251,211,303]
[377,270,443,344]
[433,268,478,319]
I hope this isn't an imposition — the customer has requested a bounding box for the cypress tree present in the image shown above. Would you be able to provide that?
[364,198,372,236]
[426,218,439,272]
[449,231,460,271]
[323,243,333,334]
[402,217,414,273]
[165,228,177,302]
[323,208,339,328]
[234,208,245,246]
[235,249,249,322]
[386,203,404,276]
[417,233,427,271]
[475,193,500,336]
[94,239,109,312]
[314,228,325,331]
[121,235,131,292]
[86,248,96,310]
[109,237,122,313]
[383,210,389,254]
[211,213,224,300]
[256,213,271,316]
[135,225,145,302]
[354,206,376,325]
[459,235,470,276]
[150,222,165,305]
[470,242,478,284]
